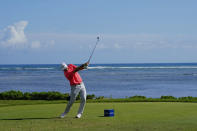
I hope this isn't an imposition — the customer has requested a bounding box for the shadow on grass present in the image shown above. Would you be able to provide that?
[98,116,105,117]
[0,117,59,120]
[98,116,114,118]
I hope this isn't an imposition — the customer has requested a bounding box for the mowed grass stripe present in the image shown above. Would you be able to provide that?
[0,102,197,131]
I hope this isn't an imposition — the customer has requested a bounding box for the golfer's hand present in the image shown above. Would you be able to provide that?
[83,62,89,69]
[84,62,89,67]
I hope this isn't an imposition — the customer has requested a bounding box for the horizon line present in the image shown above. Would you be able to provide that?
[1,62,197,65]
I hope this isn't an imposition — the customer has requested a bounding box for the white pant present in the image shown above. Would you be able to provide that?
[64,82,86,115]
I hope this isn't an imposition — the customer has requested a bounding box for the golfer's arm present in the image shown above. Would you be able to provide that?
[74,63,87,72]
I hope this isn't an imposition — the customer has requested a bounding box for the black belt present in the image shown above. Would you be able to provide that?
[73,83,82,85]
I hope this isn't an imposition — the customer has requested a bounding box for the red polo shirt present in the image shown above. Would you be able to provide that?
[64,64,83,85]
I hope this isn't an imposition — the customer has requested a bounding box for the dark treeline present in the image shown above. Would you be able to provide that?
[0,90,197,102]
[0,90,96,100]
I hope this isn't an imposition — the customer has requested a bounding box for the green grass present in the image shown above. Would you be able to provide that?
[0,101,197,131]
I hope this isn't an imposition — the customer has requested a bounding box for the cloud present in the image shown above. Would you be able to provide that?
[114,43,122,49]
[1,21,196,52]
[0,21,56,50]
[0,21,28,48]
[31,41,41,49]
[26,33,197,53]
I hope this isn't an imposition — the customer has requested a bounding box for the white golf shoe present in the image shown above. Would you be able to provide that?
[60,113,65,118]
[75,114,82,118]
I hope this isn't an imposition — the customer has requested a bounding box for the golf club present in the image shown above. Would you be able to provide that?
[87,36,100,63]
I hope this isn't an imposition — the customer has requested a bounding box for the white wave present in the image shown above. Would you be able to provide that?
[24,68,54,70]
[1,66,197,71]
[0,67,55,70]
[88,66,111,69]
[0,68,10,70]
[88,66,197,69]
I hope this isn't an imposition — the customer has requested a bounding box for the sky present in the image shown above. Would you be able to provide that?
[0,0,197,64]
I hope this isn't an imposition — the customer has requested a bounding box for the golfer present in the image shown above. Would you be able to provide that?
[60,62,89,118]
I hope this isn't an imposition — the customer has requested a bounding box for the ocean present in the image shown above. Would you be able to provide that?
[0,63,197,98]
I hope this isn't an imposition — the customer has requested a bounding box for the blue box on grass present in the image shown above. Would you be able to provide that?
[104,109,114,117]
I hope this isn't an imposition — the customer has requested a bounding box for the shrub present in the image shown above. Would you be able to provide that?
[31,92,40,100]
[178,96,197,102]
[96,96,104,99]
[0,91,70,100]
[0,90,23,100]
[160,96,177,99]
[46,91,65,100]
[129,95,146,99]
[24,92,31,100]
[0,90,197,102]
[87,94,96,99]
[64,93,70,100]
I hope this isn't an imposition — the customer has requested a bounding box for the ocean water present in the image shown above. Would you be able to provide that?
[0,63,197,98]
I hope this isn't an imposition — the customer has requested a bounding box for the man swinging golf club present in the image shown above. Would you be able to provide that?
[60,62,89,118]
[60,37,99,118]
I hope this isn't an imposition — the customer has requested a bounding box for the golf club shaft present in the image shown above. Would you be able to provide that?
[88,37,100,63]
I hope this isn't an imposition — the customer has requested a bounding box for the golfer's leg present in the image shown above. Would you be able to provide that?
[77,83,87,115]
[64,86,80,114]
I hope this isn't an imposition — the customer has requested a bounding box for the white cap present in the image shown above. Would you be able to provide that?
[61,62,68,70]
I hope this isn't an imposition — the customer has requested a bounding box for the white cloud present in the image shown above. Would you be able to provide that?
[2,23,196,52]
[114,43,122,49]
[31,41,41,49]
[0,21,28,47]
[0,21,57,49]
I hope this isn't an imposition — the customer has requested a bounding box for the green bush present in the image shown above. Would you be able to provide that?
[0,91,69,100]
[160,96,177,99]
[0,90,197,102]
[45,92,63,100]
[23,92,31,100]
[87,94,96,99]
[129,95,146,99]
[0,90,98,100]
[178,96,197,102]
[0,90,23,100]
[96,96,104,99]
